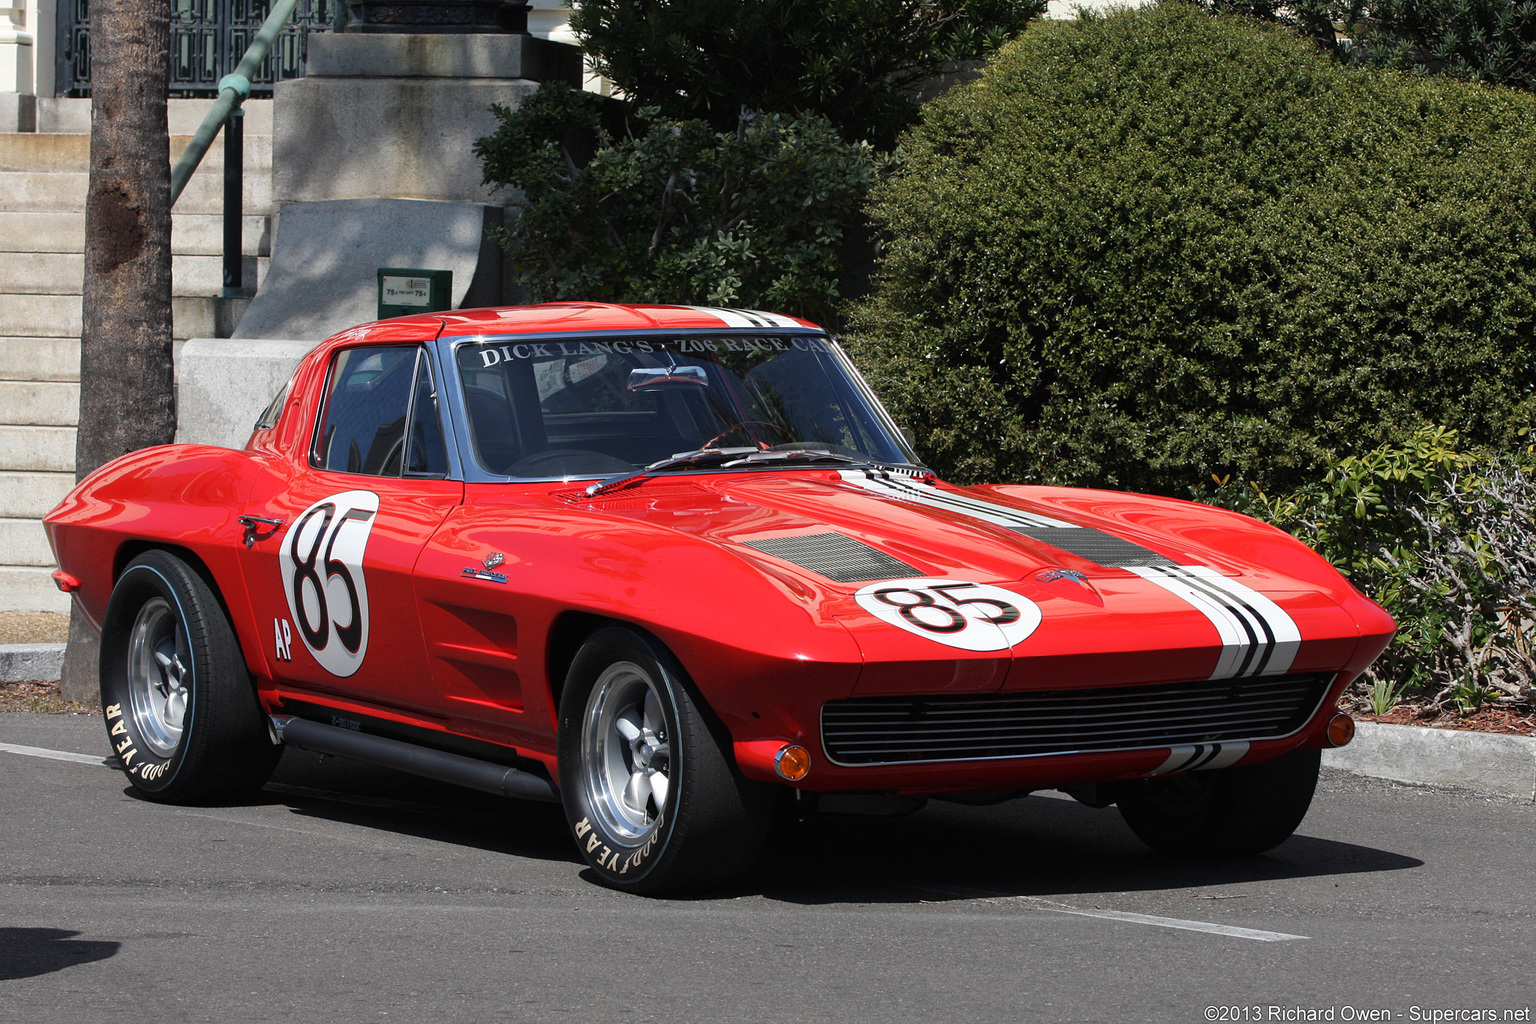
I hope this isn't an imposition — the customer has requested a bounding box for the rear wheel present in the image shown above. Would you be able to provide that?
[557,627,772,893]
[1116,747,1320,857]
[99,550,280,802]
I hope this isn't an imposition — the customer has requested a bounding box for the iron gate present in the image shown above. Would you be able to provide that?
[56,0,338,98]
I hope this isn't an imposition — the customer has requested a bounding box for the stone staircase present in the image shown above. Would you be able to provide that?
[0,98,273,612]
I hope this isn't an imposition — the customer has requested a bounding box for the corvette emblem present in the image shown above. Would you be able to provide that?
[1036,568,1090,586]
[463,552,508,584]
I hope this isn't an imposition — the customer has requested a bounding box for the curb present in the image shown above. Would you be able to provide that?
[2,641,1532,800]
[1324,721,1536,801]
[0,643,65,683]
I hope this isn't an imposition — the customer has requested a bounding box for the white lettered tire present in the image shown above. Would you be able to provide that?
[98,550,280,802]
[557,627,772,893]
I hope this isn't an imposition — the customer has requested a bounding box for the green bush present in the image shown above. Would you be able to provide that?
[568,0,1043,145]
[1204,428,1536,712]
[847,3,1536,496]
[475,86,887,323]
[1184,0,1536,94]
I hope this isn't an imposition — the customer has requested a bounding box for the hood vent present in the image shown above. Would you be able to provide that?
[743,532,919,583]
[1006,526,1177,568]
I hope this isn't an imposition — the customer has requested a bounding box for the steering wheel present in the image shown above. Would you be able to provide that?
[702,420,795,450]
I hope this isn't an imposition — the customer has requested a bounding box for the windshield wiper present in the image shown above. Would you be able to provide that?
[722,449,931,476]
[720,448,866,468]
[584,447,757,497]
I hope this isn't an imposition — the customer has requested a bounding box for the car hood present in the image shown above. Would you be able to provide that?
[572,468,1331,594]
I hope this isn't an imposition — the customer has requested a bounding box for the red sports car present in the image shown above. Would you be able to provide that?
[45,303,1394,891]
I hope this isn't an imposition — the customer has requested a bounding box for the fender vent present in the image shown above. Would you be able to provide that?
[743,532,918,583]
[821,673,1333,765]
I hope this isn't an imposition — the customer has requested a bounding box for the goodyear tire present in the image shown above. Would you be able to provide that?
[557,627,772,893]
[1116,747,1321,857]
[98,550,280,802]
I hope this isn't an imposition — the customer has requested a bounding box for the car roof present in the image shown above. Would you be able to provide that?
[335,303,823,344]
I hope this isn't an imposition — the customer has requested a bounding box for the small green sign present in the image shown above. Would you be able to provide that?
[378,268,452,320]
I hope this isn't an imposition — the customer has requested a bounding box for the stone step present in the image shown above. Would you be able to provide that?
[0,566,70,613]
[0,426,75,473]
[0,381,79,426]
[0,252,270,297]
[0,296,214,341]
[0,517,56,566]
[0,168,275,215]
[0,294,79,337]
[0,338,81,382]
[0,471,75,518]
[0,253,78,294]
[0,211,272,256]
[33,97,275,136]
[0,132,274,175]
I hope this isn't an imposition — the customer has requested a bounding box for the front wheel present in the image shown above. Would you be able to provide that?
[99,550,280,802]
[557,627,772,893]
[1116,747,1321,857]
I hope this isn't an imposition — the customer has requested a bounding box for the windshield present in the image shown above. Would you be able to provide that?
[453,333,917,478]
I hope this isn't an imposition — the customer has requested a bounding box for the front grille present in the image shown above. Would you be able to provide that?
[820,673,1332,766]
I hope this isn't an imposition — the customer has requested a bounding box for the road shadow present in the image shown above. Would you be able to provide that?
[169,749,1421,902]
[0,928,120,981]
[748,794,1423,906]
[254,747,580,866]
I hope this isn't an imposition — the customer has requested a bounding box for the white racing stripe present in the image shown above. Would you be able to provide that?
[680,306,805,329]
[0,741,114,767]
[840,469,1080,530]
[1129,565,1300,679]
[840,470,1302,679]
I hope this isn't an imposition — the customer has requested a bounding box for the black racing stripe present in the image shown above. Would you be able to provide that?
[723,306,769,327]
[858,471,1076,530]
[1174,567,1281,676]
[1167,747,1208,773]
[1161,566,1273,677]
[856,470,1180,569]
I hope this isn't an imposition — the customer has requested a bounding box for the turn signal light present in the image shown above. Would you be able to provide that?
[774,744,811,781]
[1327,713,1356,748]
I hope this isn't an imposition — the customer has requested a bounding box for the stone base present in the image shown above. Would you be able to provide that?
[231,198,506,342]
[175,337,317,450]
[0,91,36,132]
[273,74,537,205]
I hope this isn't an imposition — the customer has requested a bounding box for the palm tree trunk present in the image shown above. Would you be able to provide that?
[60,0,174,703]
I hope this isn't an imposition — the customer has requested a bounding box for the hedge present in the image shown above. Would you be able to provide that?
[846,2,1536,496]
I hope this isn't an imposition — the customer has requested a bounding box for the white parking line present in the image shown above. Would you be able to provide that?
[908,881,1308,942]
[0,741,115,767]
[1045,906,1306,942]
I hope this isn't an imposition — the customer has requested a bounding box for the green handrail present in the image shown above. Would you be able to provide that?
[169,0,301,205]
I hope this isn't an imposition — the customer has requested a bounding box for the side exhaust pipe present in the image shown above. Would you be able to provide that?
[272,716,559,803]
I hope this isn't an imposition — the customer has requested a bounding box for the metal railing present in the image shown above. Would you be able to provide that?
[170,0,301,296]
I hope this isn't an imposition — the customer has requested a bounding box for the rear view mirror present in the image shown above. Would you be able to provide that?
[626,365,710,391]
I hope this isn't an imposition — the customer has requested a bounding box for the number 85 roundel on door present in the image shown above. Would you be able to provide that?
[279,490,380,677]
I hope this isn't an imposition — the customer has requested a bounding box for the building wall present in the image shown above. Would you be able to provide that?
[3,0,581,99]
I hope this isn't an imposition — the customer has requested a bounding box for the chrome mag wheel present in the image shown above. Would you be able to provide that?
[126,596,190,758]
[582,660,674,841]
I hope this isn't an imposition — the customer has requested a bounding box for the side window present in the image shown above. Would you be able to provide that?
[404,354,448,476]
[312,346,447,477]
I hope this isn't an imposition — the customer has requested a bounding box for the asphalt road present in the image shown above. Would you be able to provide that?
[2,712,1532,1024]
